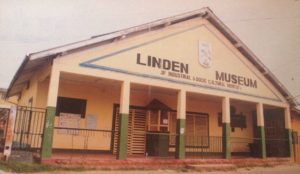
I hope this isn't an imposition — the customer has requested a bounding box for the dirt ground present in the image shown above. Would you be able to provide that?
[12,164,300,174]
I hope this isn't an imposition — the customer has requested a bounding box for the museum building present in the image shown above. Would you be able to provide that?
[5,7,300,162]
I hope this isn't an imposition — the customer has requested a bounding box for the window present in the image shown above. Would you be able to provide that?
[169,112,209,147]
[147,110,169,132]
[56,97,87,118]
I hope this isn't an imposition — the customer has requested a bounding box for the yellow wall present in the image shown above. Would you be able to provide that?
[52,81,120,150]
[292,113,300,133]
[36,78,50,108]
[17,76,38,107]
[17,63,51,108]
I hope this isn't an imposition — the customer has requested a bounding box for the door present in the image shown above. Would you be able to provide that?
[113,106,147,155]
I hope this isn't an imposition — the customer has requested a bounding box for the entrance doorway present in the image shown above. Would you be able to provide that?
[264,109,289,157]
[112,100,176,157]
[112,106,147,155]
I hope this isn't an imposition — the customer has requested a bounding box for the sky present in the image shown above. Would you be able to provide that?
[0,0,300,106]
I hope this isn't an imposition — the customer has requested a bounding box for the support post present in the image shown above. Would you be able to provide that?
[256,103,266,158]
[117,81,130,160]
[222,97,231,159]
[175,89,186,159]
[41,67,60,159]
[285,106,294,158]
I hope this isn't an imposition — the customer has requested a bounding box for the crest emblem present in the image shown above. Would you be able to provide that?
[199,42,212,68]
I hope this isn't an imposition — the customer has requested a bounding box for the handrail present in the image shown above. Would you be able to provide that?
[17,105,47,111]
[54,127,114,133]
[265,138,289,141]
[230,137,262,141]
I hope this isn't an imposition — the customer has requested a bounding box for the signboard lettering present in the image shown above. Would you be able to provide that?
[136,53,258,91]
[136,53,189,74]
[216,71,257,88]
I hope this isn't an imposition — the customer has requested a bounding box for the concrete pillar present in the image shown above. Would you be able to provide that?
[175,89,186,159]
[285,106,294,158]
[117,80,130,160]
[41,66,60,159]
[222,96,231,159]
[256,103,266,158]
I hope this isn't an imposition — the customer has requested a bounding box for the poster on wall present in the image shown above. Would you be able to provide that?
[86,115,97,129]
[58,113,81,135]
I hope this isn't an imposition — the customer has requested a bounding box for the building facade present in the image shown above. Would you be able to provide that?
[6,8,298,162]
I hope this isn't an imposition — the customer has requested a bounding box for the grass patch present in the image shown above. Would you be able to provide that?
[0,161,90,173]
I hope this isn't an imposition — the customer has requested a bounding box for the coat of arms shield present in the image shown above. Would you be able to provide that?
[199,42,212,68]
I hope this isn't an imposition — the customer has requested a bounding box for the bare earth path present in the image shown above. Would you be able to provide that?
[2,164,300,174]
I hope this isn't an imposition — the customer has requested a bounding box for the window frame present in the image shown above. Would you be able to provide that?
[55,96,87,118]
